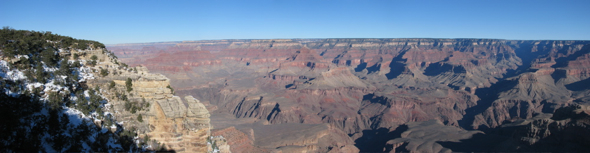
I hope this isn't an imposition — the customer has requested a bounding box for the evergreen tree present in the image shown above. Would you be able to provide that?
[35,64,46,83]
[126,78,133,92]
[137,114,143,122]
[108,81,116,90]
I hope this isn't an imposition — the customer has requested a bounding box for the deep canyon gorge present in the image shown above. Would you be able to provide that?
[106,38,590,152]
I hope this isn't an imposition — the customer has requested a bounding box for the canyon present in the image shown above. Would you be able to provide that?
[108,38,590,152]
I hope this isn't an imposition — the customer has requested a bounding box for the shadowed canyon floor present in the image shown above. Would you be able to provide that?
[109,39,590,152]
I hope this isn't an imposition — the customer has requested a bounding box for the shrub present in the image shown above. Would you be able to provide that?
[100,68,109,77]
[137,114,143,122]
[130,105,137,114]
[41,48,58,67]
[58,60,70,75]
[108,81,115,90]
[35,64,46,83]
[124,100,131,111]
[126,78,133,92]
[86,60,96,67]
[166,85,174,94]
[71,60,81,67]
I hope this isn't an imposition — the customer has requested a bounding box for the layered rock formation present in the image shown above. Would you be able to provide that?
[386,120,485,153]
[84,49,213,152]
[382,104,590,152]
[108,38,590,152]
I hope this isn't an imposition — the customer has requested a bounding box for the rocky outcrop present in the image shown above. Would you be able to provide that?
[391,104,590,152]
[84,49,212,152]
[211,123,358,153]
[147,96,210,152]
[212,127,269,153]
[494,104,590,152]
[386,120,485,153]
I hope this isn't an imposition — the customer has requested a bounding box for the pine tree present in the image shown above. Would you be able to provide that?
[109,81,116,90]
[126,78,133,92]
[137,114,143,122]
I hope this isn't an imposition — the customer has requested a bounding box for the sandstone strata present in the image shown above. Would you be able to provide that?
[109,39,590,152]
[83,49,213,152]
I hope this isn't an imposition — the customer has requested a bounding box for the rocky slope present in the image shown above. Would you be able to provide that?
[385,104,590,152]
[83,47,217,152]
[109,38,590,152]
[0,29,217,152]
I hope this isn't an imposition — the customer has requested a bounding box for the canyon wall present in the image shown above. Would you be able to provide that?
[109,38,590,152]
[84,49,213,152]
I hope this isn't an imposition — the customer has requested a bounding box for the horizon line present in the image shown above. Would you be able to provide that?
[105,37,590,45]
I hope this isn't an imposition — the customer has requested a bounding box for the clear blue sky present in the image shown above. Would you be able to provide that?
[1,0,589,44]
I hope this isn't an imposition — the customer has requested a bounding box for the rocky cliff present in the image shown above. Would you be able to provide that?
[109,38,590,152]
[82,48,214,152]
[0,28,216,152]
[385,104,590,152]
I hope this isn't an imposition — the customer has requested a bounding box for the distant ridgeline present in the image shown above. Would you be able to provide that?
[0,27,154,152]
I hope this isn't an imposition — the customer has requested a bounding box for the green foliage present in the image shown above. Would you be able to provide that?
[0,27,105,60]
[34,64,46,83]
[16,56,31,70]
[125,78,133,92]
[24,69,34,82]
[118,127,137,151]
[86,60,97,67]
[142,98,150,109]
[104,115,113,127]
[58,60,71,76]
[74,88,104,116]
[137,114,143,122]
[47,92,63,110]
[116,91,128,101]
[131,105,137,114]
[86,55,99,67]
[100,68,109,77]
[166,85,174,94]
[108,80,116,90]
[0,27,158,152]
[124,100,131,111]
[41,48,58,67]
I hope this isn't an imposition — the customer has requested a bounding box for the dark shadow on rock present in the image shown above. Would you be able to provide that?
[504,41,536,78]
[366,63,381,74]
[550,69,567,83]
[362,94,389,106]
[458,79,519,130]
[565,77,590,91]
[457,41,561,130]
[157,148,177,152]
[285,84,294,89]
[437,133,507,152]
[355,125,408,152]
[354,62,367,72]
[266,103,281,121]
[423,63,466,76]
[385,50,407,80]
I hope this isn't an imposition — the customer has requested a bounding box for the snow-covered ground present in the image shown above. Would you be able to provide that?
[1,56,127,152]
